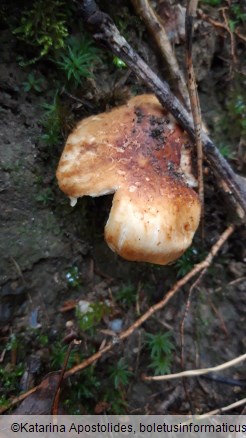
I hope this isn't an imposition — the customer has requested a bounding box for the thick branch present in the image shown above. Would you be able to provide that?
[80,0,246,220]
[130,0,190,110]
[186,0,204,212]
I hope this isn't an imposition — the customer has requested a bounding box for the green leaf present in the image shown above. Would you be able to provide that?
[229,20,237,32]
[202,0,222,5]
[109,358,133,389]
[146,332,174,358]
[148,356,172,375]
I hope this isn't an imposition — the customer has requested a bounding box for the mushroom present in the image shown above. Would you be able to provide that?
[56,94,201,265]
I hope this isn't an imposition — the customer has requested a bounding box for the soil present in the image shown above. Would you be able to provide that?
[0,1,245,415]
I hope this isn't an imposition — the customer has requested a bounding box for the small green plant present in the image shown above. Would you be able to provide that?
[226,89,246,143]
[201,0,223,5]
[55,36,100,87]
[215,94,245,152]
[41,94,63,146]
[109,358,133,390]
[63,366,101,414]
[104,388,128,414]
[51,342,80,369]
[38,334,49,347]
[200,1,246,31]
[23,72,45,93]
[6,334,18,352]
[115,283,136,308]
[229,4,246,30]
[76,302,109,332]
[103,358,133,414]
[0,395,9,408]
[218,143,233,159]
[36,187,54,206]
[115,6,144,41]
[0,363,24,393]
[13,0,69,63]
[176,247,199,278]
[146,331,175,375]
[78,367,101,400]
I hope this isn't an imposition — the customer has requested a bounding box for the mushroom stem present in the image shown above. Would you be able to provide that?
[80,0,246,220]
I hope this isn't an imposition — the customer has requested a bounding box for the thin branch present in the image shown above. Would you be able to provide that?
[79,0,246,219]
[198,9,246,44]
[0,387,38,414]
[196,397,246,417]
[207,294,228,335]
[185,0,204,218]
[221,8,236,68]
[180,269,206,409]
[144,352,246,381]
[51,340,81,415]
[131,0,190,110]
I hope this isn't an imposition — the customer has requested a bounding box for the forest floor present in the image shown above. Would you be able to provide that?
[0,0,245,415]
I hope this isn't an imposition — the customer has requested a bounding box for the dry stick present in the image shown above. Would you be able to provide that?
[185,0,204,218]
[180,269,206,411]
[144,353,246,381]
[130,0,190,110]
[51,340,81,415]
[0,225,235,415]
[198,9,246,43]
[221,8,236,68]
[196,397,246,417]
[207,295,228,335]
[80,0,246,219]
[180,269,206,370]
[0,386,37,415]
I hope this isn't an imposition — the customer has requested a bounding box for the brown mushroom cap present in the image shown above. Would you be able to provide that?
[57,94,201,265]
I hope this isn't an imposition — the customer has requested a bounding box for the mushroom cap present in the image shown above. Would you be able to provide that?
[57,94,201,265]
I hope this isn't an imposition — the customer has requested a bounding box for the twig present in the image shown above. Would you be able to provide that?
[159,386,182,412]
[144,352,246,381]
[180,265,209,371]
[0,224,235,413]
[10,257,26,286]
[221,8,236,68]
[217,55,246,77]
[61,88,94,109]
[0,349,6,363]
[130,0,190,110]
[198,9,246,44]
[195,397,246,418]
[185,0,204,218]
[180,222,233,382]
[207,294,228,335]
[229,276,246,286]
[179,223,231,410]
[0,387,38,414]
[51,340,81,415]
[79,0,246,219]
[180,271,205,411]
